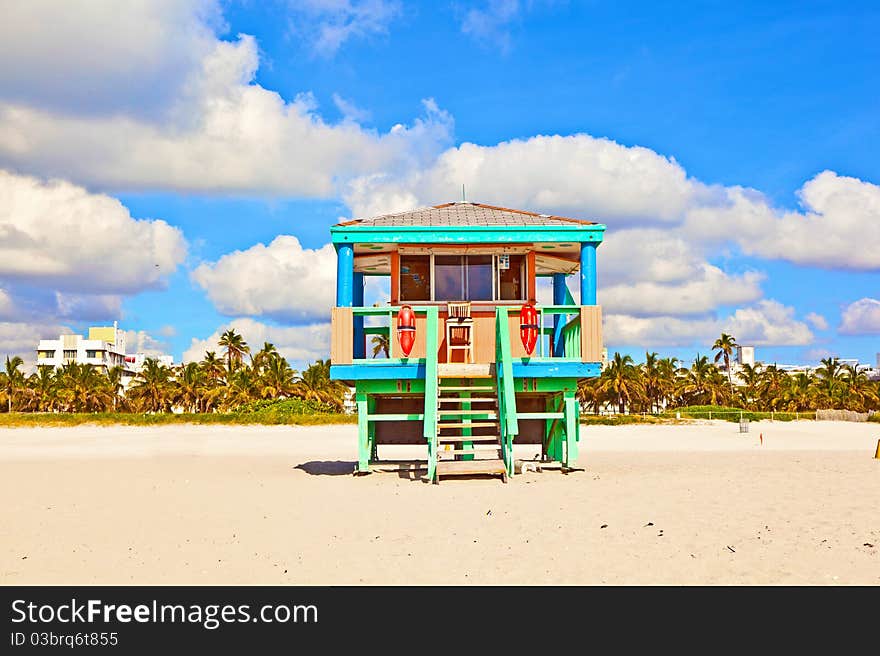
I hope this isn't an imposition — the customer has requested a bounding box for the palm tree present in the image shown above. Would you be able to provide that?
[2,355,25,412]
[106,365,125,411]
[737,362,763,410]
[56,362,110,412]
[596,352,641,414]
[681,354,713,405]
[27,366,58,412]
[127,358,173,412]
[218,329,249,373]
[657,357,680,409]
[259,357,297,399]
[294,359,348,411]
[712,333,738,393]
[815,357,843,408]
[641,351,662,413]
[224,365,258,409]
[371,333,389,358]
[252,342,280,372]
[173,362,206,412]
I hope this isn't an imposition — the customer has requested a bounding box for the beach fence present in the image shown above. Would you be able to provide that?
[816,409,869,422]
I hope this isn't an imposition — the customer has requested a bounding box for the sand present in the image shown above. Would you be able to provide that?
[1,421,877,585]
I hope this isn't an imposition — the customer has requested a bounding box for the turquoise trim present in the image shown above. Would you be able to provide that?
[331,224,606,245]
[331,363,426,380]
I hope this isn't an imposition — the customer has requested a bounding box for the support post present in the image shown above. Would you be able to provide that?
[580,242,597,306]
[336,244,354,307]
[563,392,579,470]
[552,273,566,356]
[356,391,369,473]
[353,272,365,359]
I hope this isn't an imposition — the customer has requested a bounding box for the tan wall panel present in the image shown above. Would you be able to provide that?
[330,307,353,365]
[580,305,603,362]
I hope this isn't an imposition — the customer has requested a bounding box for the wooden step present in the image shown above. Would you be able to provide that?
[438,447,502,457]
[437,396,497,403]
[439,386,496,393]
[438,363,494,378]
[436,458,507,480]
[437,435,499,443]
[438,409,498,416]
[437,421,498,429]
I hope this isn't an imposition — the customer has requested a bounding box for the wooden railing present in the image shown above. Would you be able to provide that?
[331,304,602,364]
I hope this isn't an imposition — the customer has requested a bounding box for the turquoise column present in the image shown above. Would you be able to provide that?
[336,244,353,306]
[580,242,597,306]
[552,273,566,356]
[353,272,365,359]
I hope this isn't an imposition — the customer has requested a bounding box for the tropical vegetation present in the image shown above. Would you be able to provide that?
[578,338,880,416]
[0,331,351,419]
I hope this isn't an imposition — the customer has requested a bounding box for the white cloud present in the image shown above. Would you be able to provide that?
[604,300,813,348]
[124,330,172,358]
[0,24,452,195]
[287,0,402,57]
[345,134,705,225]
[838,298,880,335]
[0,0,223,118]
[686,171,880,270]
[183,318,330,367]
[0,170,186,294]
[0,320,69,370]
[460,0,521,51]
[805,312,829,331]
[332,93,372,123]
[724,300,813,346]
[192,236,336,323]
[602,265,764,317]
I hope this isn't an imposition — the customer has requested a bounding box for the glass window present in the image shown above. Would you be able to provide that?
[498,254,525,300]
[466,255,493,300]
[400,255,430,301]
[63,350,76,359]
[434,255,463,301]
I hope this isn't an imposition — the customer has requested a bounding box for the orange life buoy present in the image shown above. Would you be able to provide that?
[519,303,539,355]
[397,305,416,357]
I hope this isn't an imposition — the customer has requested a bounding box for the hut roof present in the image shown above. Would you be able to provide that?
[335,202,597,228]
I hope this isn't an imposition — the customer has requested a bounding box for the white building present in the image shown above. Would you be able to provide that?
[35,322,173,389]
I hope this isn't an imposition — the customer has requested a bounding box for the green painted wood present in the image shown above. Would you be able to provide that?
[423,306,439,482]
[367,396,377,463]
[367,413,425,421]
[355,379,426,394]
[564,393,579,468]
[356,391,369,473]
[495,306,519,476]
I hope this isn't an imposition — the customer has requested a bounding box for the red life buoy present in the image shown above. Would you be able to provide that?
[397,305,416,357]
[519,303,539,355]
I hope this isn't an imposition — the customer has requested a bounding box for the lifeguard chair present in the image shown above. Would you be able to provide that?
[445,301,474,363]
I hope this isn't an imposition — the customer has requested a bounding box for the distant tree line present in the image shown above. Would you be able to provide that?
[0,330,348,414]
[578,333,880,414]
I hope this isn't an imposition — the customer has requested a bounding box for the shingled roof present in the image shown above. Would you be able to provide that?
[335,202,596,228]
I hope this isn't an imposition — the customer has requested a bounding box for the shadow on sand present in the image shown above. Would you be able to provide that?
[294,460,428,480]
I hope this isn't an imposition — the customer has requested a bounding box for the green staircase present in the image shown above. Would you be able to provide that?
[433,377,507,483]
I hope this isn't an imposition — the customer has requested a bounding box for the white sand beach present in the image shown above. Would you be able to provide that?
[1,421,878,585]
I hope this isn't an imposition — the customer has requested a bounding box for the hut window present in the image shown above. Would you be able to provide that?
[400,255,431,301]
[434,255,494,301]
[498,254,525,300]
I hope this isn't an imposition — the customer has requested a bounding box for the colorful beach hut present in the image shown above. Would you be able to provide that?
[329,202,605,482]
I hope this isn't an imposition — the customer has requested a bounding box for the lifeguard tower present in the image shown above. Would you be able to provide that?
[330,202,605,482]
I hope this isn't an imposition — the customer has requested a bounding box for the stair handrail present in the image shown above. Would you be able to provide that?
[495,307,518,475]
[423,306,439,482]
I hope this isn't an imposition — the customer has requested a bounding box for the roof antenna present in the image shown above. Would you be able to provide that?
[461,183,466,203]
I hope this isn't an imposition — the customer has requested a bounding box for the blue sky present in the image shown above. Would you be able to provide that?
[1,1,878,369]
